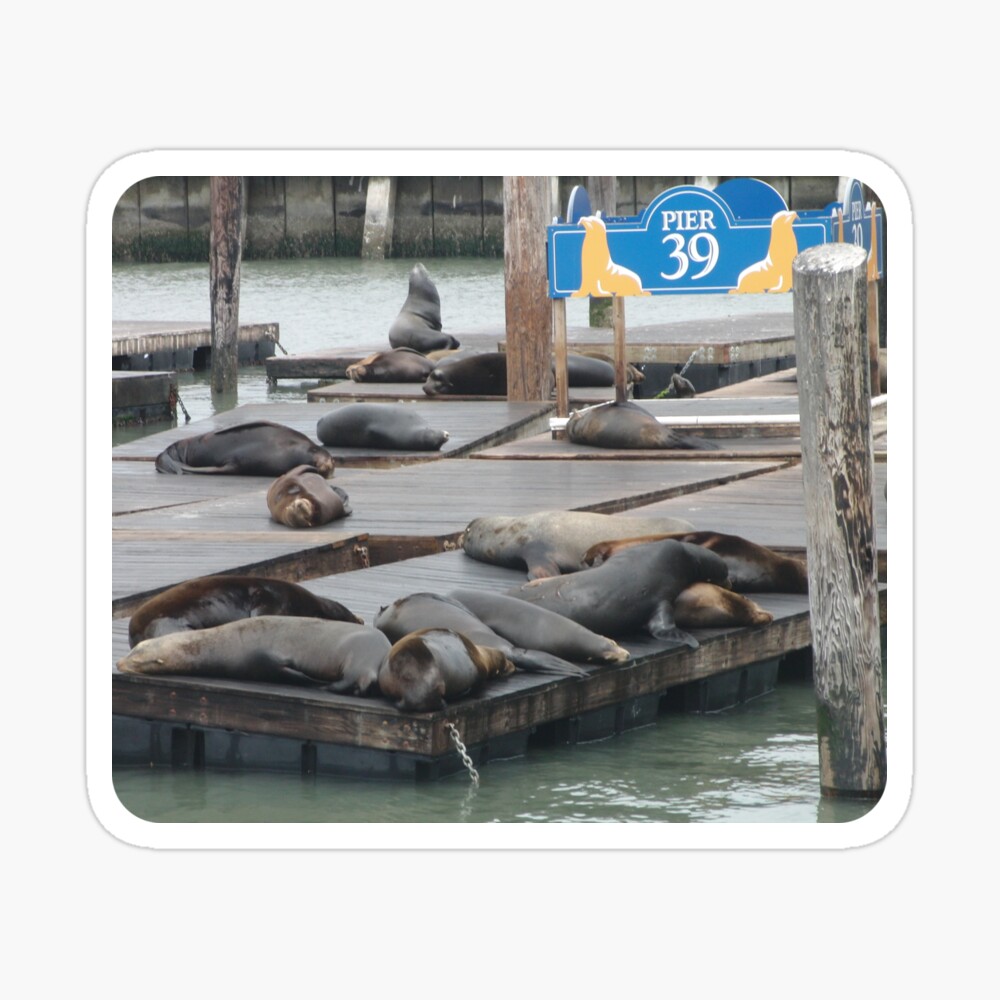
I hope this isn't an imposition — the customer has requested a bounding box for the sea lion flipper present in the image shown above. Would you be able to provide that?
[506,648,589,677]
[522,542,565,580]
[647,602,700,648]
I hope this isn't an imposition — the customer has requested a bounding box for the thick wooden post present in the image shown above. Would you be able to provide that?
[503,176,554,401]
[209,177,245,396]
[793,243,886,798]
[867,202,882,395]
[612,296,627,403]
[587,176,616,329]
[362,177,396,260]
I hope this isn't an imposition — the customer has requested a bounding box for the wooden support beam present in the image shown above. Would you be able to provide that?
[793,243,886,799]
[209,177,245,396]
[361,177,396,260]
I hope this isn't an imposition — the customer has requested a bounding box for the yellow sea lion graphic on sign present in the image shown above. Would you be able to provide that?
[572,215,651,297]
[730,210,799,293]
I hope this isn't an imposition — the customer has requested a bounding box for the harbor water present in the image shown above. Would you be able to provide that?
[110,257,882,827]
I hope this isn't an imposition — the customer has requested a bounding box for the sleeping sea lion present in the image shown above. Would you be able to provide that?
[673,583,773,628]
[566,400,716,451]
[506,538,731,647]
[377,627,515,713]
[373,592,588,677]
[155,421,336,477]
[461,509,696,580]
[582,531,809,594]
[266,465,352,528]
[127,574,363,648]
[316,403,450,451]
[345,347,439,383]
[118,616,392,695]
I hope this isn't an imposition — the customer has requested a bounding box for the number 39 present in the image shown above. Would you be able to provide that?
[660,233,720,280]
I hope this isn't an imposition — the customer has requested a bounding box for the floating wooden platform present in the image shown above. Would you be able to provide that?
[112,320,280,371]
[305,381,624,405]
[112,371,176,427]
[110,359,889,780]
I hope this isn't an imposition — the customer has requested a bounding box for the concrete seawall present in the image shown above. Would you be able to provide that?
[112,175,842,262]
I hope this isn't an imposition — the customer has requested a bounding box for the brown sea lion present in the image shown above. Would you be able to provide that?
[387,263,460,353]
[566,400,717,451]
[345,348,438,383]
[118,616,392,696]
[582,531,808,594]
[461,509,695,580]
[266,464,351,529]
[127,574,363,648]
[316,403,450,451]
[377,627,516,712]
[673,583,773,628]
[506,538,730,647]
[154,421,336,477]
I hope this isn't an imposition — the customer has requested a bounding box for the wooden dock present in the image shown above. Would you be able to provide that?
[110,368,888,780]
[112,320,280,372]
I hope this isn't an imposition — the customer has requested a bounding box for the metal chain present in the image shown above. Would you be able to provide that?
[445,722,480,787]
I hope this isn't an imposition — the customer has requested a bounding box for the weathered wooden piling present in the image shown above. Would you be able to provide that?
[209,177,245,395]
[503,176,554,401]
[793,243,886,798]
[362,177,396,260]
[587,176,616,329]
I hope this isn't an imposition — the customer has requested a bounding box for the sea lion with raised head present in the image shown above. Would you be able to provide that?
[377,627,516,712]
[266,465,352,528]
[506,538,731,647]
[118,616,392,695]
[316,403,449,451]
[461,509,696,580]
[566,400,717,451]
[155,421,336,477]
[387,263,460,353]
[582,531,808,594]
[374,592,589,677]
[127,574,363,648]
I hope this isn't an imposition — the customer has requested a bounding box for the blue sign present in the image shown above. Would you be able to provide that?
[547,179,883,298]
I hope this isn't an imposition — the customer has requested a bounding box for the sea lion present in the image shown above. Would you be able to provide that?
[581,531,809,594]
[730,210,799,294]
[673,583,773,628]
[387,263,460,353]
[374,592,588,676]
[345,348,438,383]
[266,464,352,528]
[506,538,731,647]
[461,509,696,580]
[668,372,696,398]
[118,616,392,695]
[155,421,336,477]
[127,574,363,648]
[377,627,515,713]
[571,215,650,297]
[447,588,630,664]
[316,403,449,451]
[566,400,717,451]
[424,352,507,397]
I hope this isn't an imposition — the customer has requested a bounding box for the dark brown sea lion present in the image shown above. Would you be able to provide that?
[446,588,630,664]
[461,509,695,580]
[377,627,515,712]
[373,592,588,676]
[673,583,773,628]
[582,531,808,594]
[345,348,438,383]
[118,616,392,695]
[316,403,449,451]
[668,372,696,398]
[506,538,731,647]
[387,263,460,353]
[423,352,507,396]
[154,421,336,477]
[566,400,717,450]
[266,465,352,528]
[127,574,363,648]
